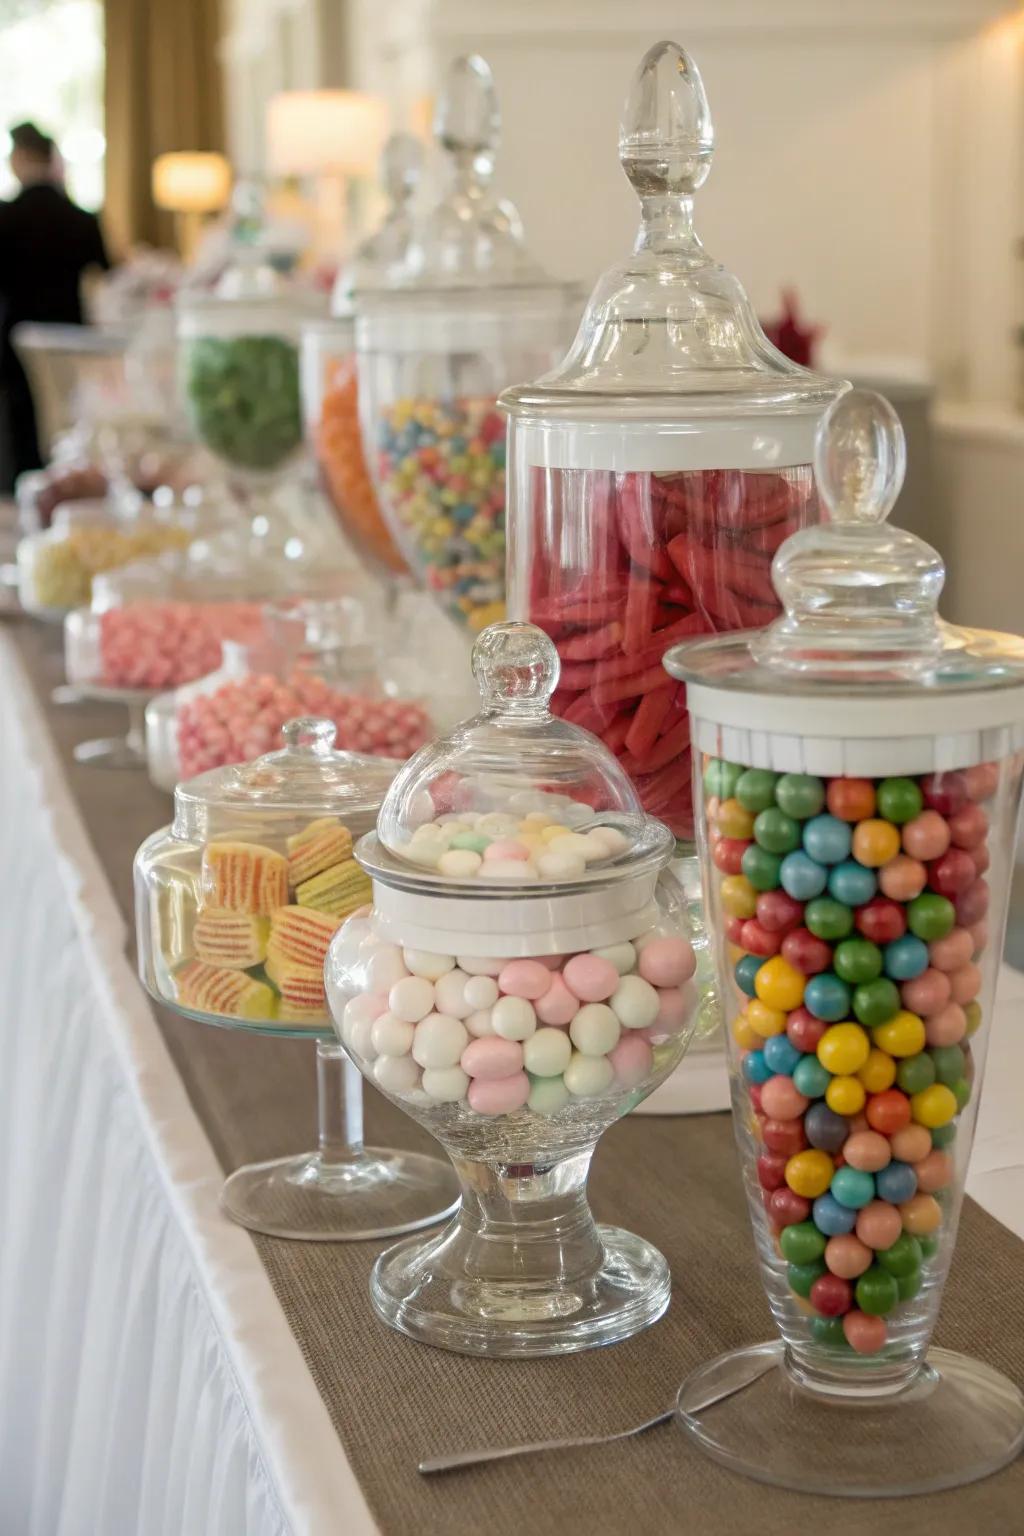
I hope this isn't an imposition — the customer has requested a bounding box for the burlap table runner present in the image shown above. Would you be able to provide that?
[12,616,1024,1535]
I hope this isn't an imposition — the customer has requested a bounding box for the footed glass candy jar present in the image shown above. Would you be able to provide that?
[666,390,1024,1495]
[326,622,704,1355]
[501,41,845,841]
[135,717,459,1241]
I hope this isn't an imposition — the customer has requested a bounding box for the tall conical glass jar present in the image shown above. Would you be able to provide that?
[666,389,1024,1495]
[355,55,579,634]
[501,40,846,843]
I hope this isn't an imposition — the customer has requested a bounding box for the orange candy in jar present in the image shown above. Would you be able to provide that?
[315,349,406,577]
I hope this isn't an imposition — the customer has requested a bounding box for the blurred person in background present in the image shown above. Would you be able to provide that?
[0,121,111,491]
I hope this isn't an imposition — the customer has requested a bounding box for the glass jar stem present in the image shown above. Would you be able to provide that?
[125,700,146,757]
[316,1039,365,1165]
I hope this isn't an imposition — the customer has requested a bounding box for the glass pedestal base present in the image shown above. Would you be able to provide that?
[371,1220,670,1357]
[220,1147,461,1241]
[73,734,147,768]
[676,1340,1024,1498]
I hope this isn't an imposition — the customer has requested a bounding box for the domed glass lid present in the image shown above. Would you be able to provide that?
[330,133,424,316]
[179,184,322,328]
[173,716,398,835]
[368,621,674,888]
[501,40,843,422]
[665,389,1024,713]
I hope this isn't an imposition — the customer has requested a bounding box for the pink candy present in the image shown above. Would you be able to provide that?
[534,974,579,1026]
[900,968,951,1017]
[563,953,619,1002]
[98,602,264,691]
[608,1032,654,1088]
[467,1072,531,1115]
[637,936,697,988]
[498,959,554,1000]
[460,1037,524,1080]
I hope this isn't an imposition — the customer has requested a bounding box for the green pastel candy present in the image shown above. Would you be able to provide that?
[855,1266,900,1316]
[780,1221,827,1266]
[735,768,779,813]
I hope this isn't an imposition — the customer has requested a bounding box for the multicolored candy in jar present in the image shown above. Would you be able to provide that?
[667,388,1024,1497]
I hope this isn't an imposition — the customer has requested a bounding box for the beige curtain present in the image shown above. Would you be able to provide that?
[104,0,224,254]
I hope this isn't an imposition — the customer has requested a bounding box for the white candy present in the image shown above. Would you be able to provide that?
[523,1027,573,1078]
[365,944,409,991]
[421,1065,470,1103]
[463,974,499,1010]
[434,968,472,1019]
[546,832,597,862]
[609,974,661,1030]
[373,1054,421,1096]
[403,842,441,867]
[563,1051,615,1097]
[492,996,537,1042]
[436,814,468,827]
[348,1016,378,1062]
[591,942,637,976]
[388,976,435,1023]
[569,1003,621,1056]
[403,949,456,981]
[465,1008,496,1037]
[528,1076,571,1116]
[478,813,521,836]
[457,954,503,976]
[412,1012,470,1069]
[580,829,619,860]
[562,801,595,827]
[536,851,587,881]
[438,849,483,878]
[479,860,539,881]
[523,810,555,827]
[340,993,381,1047]
[411,822,446,843]
[589,825,630,857]
[371,1012,415,1056]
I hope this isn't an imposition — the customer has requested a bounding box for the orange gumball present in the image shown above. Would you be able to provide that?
[889,1124,932,1163]
[852,819,902,869]
[827,778,876,822]
[900,1192,942,1235]
[865,1089,912,1136]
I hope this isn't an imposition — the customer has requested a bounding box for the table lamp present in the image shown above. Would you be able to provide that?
[265,90,387,260]
[152,152,232,261]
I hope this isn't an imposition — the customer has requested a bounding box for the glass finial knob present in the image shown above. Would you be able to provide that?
[435,55,500,162]
[620,40,713,198]
[380,132,423,208]
[814,387,907,525]
[472,622,560,713]
[282,717,337,753]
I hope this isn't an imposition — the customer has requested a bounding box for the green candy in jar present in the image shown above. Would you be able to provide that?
[186,335,302,473]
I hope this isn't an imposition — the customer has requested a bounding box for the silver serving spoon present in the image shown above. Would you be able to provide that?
[417,1349,776,1475]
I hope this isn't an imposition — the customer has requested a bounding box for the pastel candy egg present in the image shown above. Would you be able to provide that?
[478,813,521,836]
[563,953,621,1003]
[498,959,554,1000]
[587,826,630,858]
[468,1072,531,1116]
[855,1200,903,1250]
[465,1008,496,1038]
[438,849,483,878]
[523,1027,573,1077]
[563,1051,616,1097]
[547,832,597,862]
[609,975,661,1030]
[389,976,436,1024]
[569,1003,621,1056]
[534,974,580,1027]
[412,1013,470,1069]
[434,969,473,1019]
[651,986,689,1036]
[825,1234,874,1279]
[492,996,537,1041]
[347,1016,378,1062]
[528,1076,571,1115]
[483,839,530,862]
[340,992,386,1045]
[591,941,637,975]
[637,936,697,988]
[373,1054,421,1096]
[464,975,499,1011]
[457,954,503,976]
[536,851,587,880]
[403,949,455,981]
[461,1036,523,1079]
[421,1065,470,1103]
[371,1012,415,1056]
[366,944,410,990]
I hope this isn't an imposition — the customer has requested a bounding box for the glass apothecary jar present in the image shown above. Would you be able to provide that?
[355,56,579,634]
[326,622,707,1355]
[501,41,846,843]
[666,389,1024,1495]
[134,717,459,1240]
[18,499,190,620]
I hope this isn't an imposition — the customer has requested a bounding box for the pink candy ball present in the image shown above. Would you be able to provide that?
[608,1033,654,1089]
[467,1072,530,1116]
[844,1312,887,1355]
[855,1200,903,1251]
[563,953,620,1003]
[900,968,952,1017]
[968,919,989,956]
[965,762,1000,802]
[842,1131,891,1173]
[901,811,951,862]
[637,936,696,989]
[534,974,579,1027]
[484,840,530,863]
[948,963,982,1006]
[929,928,974,973]
[948,802,989,850]
[498,959,554,1000]
[924,1001,967,1047]
[914,1149,954,1193]
[651,986,688,1037]
[460,1037,524,1080]
[825,1234,873,1280]
[759,1075,808,1122]
[878,855,927,903]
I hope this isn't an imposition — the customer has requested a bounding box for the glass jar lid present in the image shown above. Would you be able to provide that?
[329,132,424,316]
[173,716,398,838]
[366,620,674,890]
[665,389,1024,767]
[500,40,844,468]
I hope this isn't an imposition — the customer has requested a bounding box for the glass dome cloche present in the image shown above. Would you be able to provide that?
[355,56,580,634]
[666,390,1024,1497]
[134,715,459,1241]
[500,40,847,843]
[326,621,709,1356]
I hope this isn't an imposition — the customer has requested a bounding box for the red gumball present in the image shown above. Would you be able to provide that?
[748,1083,764,1114]
[948,802,988,850]
[970,844,991,877]
[756,889,805,935]
[725,915,746,944]
[955,879,990,926]
[810,1273,853,1317]
[781,927,832,976]
[927,848,976,899]
[740,919,783,958]
[921,771,968,817]
[763,1117,808,1156]
[768,1187,811,1229]
[865,1089,912,1135]
[713,838,749,876]
[786,1007,827,1053]
[757,1151,788,1191]
[855,897,907,944]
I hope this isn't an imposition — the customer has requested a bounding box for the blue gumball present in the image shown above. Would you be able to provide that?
[793,1055,831,1099]
[831,1166,876,1210]
[735,954,763,997]
[883,935,930,982]
[780,850,828,902]
[828,860,877,908]
[742,1049,772,1086]
[764,1034,802,1076]
[875,1160,918,1204]
[812,1192,858,1236]
[802,814,853,866]
[804,972,852,1023]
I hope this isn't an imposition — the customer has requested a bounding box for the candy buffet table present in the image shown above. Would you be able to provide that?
[2,616,1023,1536]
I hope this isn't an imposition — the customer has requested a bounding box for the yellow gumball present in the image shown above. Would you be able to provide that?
[825,1075,866,1116]
[817,1022,871,1077]
[899,1193,942,1236]
[721,875,758,921]
[748,1000,787,1039]
[873,1010,926,1059]
[732,1012,761,1051]
[911,1083,958,1128]
[851,818,902,868]
[785,1149,834,1200]
[716,798,755,840]
[754,956,806,1013]
[857,1047,897,1094]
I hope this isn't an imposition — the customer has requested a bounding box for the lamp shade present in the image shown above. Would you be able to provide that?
[266,91,387,177]
[152,152,231,213]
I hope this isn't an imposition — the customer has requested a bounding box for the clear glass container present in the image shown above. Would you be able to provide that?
[355,56,579,634]
[17,499,190,621]
[666,389,1024,1495]
[501,41,846,842]
[134,716,459,1240]
[325,622,708,1355]
[301,135,422,585]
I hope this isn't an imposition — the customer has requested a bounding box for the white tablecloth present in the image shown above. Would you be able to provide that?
[0,625,1021,1536]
